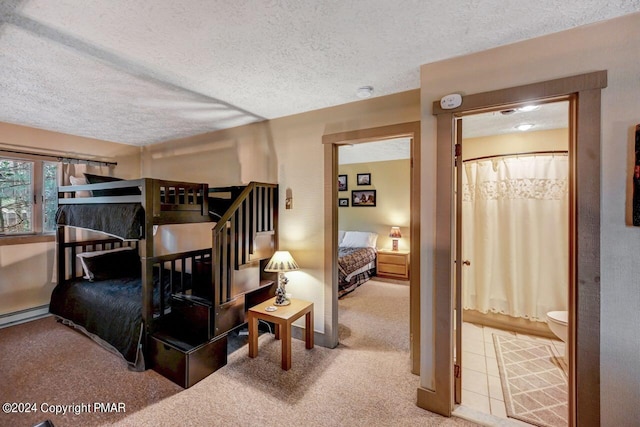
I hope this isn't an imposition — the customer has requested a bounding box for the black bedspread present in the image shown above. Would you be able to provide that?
[49,271,187,370]
[56,204,144,240]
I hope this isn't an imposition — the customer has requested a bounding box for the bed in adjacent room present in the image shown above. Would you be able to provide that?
[338,231,378,297]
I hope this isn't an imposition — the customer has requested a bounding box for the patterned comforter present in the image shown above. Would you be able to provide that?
[338,247,376,297]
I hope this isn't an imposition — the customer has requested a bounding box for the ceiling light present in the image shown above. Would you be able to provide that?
[356,86,374,99]
[518,105,540,112]
[515,123,534,131]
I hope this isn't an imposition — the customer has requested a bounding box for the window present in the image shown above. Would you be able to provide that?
[0,156,59,236]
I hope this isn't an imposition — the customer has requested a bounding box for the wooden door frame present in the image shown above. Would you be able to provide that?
[417,71,606,426]
[322,121,421,374]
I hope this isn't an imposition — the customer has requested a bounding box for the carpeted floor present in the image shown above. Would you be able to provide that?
[1,280,477,427]
[0,316,182,427]
[493,334,568,427]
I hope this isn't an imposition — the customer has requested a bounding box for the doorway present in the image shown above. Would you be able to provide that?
[418,71,606,426]
[457,100,570,424]
[323,121,421,374]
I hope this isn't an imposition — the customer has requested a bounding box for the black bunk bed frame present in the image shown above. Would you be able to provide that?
[56,178,278,387]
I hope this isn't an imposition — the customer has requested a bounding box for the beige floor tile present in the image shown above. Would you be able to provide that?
[486,355,500,377]
[488,374,504,401]
[461,389,491,413]
[462,351,487,373]
[490,398,507,418]
[462,336,485,356]
[462,367,489,396]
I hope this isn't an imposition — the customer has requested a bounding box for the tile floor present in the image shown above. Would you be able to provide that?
[459,321,566,423]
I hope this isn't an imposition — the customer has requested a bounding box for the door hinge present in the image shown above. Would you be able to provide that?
[454,143,462,157]
[454,364,461,378]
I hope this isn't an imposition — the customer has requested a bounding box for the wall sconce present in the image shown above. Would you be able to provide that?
[285,187,293,209]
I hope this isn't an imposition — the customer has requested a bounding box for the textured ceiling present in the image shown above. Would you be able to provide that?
[1,1,639,146]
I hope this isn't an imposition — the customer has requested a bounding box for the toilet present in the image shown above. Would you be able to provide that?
[546,310,568,362]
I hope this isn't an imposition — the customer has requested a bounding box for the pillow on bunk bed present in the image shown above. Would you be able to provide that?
[69,175,91,197]
[77,247,141,281]
[339,231,378,249]
[84,173,141,197]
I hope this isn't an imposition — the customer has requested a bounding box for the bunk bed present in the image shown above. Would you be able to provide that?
[51,177,278,387]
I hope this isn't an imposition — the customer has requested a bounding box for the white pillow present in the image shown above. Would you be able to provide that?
[339,231,378,249]
[338,230,346,245]
[69,175,91,198]
[77,246,134,279]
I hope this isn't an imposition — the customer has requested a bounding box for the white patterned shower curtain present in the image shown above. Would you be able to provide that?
[462,154,568,321]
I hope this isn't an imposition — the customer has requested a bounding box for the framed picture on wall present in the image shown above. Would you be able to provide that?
[352,190,376,207]
[338,174,348,191]
[338,198,349,207]
[357,173,371,185]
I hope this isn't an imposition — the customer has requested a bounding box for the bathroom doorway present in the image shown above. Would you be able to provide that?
[456,101,570,425]
[420,72,605,425]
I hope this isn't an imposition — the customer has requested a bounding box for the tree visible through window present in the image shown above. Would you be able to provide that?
[0,157,58,235]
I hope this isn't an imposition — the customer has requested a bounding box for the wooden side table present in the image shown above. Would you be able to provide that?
[248,297,314,370]
[377,250,410,280]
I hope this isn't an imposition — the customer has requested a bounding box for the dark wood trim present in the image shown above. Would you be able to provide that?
[323,121,421,374]
[429,71,605,424]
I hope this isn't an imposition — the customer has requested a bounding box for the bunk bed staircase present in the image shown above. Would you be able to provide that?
[148,182,278,387]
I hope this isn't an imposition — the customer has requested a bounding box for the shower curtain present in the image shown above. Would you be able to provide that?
[462,154,568,321]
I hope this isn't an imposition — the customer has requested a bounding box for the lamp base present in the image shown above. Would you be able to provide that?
[392,239,399,251]
[274,273,290,305]
[274,296,291,306]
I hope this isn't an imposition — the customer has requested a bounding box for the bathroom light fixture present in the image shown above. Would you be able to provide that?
[518,105,540,112]
[356,86,374,99]
[515,123,534,131]
[264,251,300,306]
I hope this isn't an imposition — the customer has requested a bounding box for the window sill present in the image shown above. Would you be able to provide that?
[0,234,56,246]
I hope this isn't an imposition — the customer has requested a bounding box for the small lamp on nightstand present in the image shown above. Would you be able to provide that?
[389,226,402,251]
[264,251,300,306]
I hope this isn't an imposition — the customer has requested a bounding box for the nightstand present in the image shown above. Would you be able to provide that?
[377,250,410,280]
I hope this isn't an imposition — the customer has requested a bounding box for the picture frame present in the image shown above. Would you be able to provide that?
[351,190,376,207]
[357,173,371,186]
[338,174,348,191]
[338,198,349,207]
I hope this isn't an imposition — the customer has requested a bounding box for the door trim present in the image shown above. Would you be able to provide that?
[418,71,606,426]
[323,121,421,374]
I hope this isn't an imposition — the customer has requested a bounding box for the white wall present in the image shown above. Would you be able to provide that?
[420,13,640,425]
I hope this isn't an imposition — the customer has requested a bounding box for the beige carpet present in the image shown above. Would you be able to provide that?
[493,334,568,427]
[1,281,477,427]
[117,280,475,426]
[0,316,182,427]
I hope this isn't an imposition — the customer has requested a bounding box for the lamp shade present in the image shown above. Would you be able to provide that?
[264,251,300,272]
[389,227,402,239]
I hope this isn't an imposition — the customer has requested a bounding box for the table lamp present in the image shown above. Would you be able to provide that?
[264,250,300,306]
[389,226,402,251]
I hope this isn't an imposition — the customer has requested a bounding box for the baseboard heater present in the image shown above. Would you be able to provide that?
[0,304,50,329]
